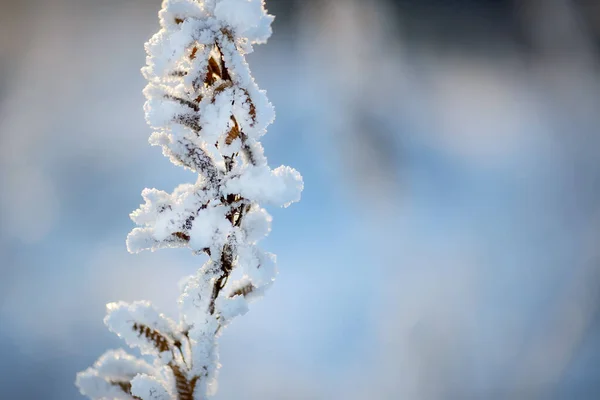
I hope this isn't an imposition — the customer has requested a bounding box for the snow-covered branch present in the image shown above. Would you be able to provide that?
[76,1,302,398]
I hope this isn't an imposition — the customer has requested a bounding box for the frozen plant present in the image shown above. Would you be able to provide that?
[76,0,303,399]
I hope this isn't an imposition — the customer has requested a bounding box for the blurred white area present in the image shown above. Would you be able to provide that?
[1,0,600,399]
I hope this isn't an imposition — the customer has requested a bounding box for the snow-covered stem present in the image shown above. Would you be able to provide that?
[76,1,302,399]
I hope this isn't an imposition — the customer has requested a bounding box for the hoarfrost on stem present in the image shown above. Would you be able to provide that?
[76,0,302,398]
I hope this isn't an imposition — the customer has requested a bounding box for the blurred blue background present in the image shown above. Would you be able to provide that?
[2,0,600,398]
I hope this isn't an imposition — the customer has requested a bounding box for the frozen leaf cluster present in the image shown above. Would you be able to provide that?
[76,0,302,399]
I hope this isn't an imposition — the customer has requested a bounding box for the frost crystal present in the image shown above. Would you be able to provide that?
[76,1,302,398]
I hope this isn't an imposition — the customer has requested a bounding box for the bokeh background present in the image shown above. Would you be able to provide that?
[2,0,600,398]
